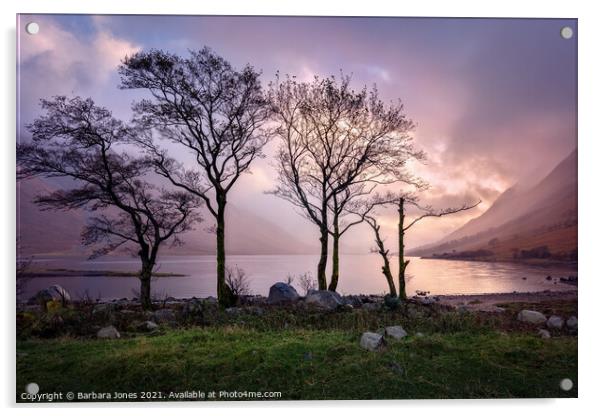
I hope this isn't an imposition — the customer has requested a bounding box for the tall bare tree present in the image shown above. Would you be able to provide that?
[269,74,422,290]
[119,48,271,306]
[354,193,479,299]
[17,97,201,309]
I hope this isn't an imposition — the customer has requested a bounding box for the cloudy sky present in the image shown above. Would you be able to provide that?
[17,15,577,251]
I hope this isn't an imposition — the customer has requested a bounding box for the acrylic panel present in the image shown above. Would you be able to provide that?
[16,14,577,402]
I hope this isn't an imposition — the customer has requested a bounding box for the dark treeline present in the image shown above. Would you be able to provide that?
[17,47,477,308]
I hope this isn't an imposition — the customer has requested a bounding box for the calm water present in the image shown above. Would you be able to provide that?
[21,254,577,301]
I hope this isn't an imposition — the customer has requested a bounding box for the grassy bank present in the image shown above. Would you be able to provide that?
[17,325,577,401]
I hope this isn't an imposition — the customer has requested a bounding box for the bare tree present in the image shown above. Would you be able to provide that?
[119,48,271,307]
[353,193,479,299]
[17,96,201,309]
[269,74,422,290]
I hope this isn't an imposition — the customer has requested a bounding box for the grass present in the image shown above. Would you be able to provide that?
[16,325,577,401]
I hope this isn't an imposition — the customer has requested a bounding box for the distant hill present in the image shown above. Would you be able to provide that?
[17,176,87,256]
[17,177,316,256]
[409,149,577,262]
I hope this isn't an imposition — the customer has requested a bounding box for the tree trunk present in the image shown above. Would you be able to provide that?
[216,196,230,307]
[381,255,397,297]
[317,225,328,290]
[139,262,153,310]
[328,218,340,292]
[398,198,410,300]
[374,225,397,297]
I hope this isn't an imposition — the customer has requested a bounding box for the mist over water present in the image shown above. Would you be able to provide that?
[21,254,577,301]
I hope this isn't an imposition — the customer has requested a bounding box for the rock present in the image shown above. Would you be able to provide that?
[491,306,506,313]
[267,282,300,304]
[152,309,176,323]
[92,303,117,315]
[417,296,436,305]
[204,296,218,305]
[360,332,385,351]
[225,307,243,315]
[547,315,564,330]
[566,316,578,330]
[517,310,547,324]
[538,329,551,339]
[342,295,363,308]
[305,290,343,310]
[342,304,354,311]
[183,300,204,317]
[385,326,408,340]
[97,325,120,339]
[361,302,381,311]
[33,285,71,305]
[137,321,159,331]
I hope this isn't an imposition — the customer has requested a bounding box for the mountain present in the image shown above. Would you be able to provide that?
[409,149,577,262]
[17,177,88,256]
[17,177,315,256]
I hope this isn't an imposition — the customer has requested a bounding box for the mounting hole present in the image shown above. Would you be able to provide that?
[25,382,39,395]
[560,378,573,391]
[560,26,573,40]
[25,22,39,35]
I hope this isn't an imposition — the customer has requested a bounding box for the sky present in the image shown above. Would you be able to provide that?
[16,15,577,252]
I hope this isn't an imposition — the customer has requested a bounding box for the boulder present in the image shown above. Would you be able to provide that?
[34,285,71,305]
[546,315,564,330]
[517,310,547,324]
[152,309,176,323]
[360,332,385,351]
[267,282,300,304]
[538,329,551,339]
[97,325,120,339]
[305,290,343,310]
[385,326,408,340]
[566,316,578,330]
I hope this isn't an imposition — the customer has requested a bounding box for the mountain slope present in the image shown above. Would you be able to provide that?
[17,177,316,256]
[409,149,577,261]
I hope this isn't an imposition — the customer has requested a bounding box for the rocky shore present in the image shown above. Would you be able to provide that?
[17,282,578,343]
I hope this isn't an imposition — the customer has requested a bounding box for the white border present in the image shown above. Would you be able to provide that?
[2,0,601,414]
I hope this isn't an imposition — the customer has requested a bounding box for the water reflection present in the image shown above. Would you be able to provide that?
[21,254,577,300]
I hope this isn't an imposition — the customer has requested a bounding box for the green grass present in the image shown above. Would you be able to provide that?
[16,326,577,401]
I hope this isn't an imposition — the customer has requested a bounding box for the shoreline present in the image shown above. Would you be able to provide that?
[18,288,577,309]
[21,269,187,278]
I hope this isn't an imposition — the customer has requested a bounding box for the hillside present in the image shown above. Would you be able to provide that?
[409,149,577,262]
[17,177,315,256]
